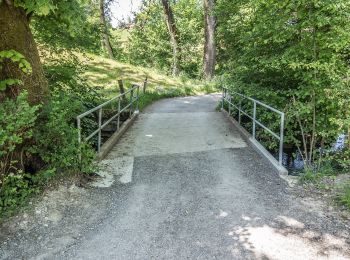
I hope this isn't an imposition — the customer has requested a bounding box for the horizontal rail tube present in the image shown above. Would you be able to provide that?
[222,87,285,166]
[254,119,281,140]
[224,96,281,140]
[86,129,100,141]
[77,85,139,119]
[78,84,140,147]
[222,87,284,115]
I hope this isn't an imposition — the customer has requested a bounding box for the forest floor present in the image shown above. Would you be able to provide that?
[1,95,349,259]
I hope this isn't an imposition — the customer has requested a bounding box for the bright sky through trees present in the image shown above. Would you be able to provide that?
[110,0,143,27]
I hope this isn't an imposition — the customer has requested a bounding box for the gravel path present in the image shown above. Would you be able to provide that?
[1,94,349,259]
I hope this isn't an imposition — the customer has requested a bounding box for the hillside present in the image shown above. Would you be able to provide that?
[80,53,214,99]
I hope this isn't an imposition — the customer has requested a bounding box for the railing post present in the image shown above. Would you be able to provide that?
[253,101,256,139]
[130,88,134,117]
[222,88,225,110]
[228,95,231,115]
[136,85,140,111]
[238,98,242,125]
[143,77,148,94]
[117,98,121,131]
[279,113,285,166]
[77,117,81,145]
[77,117,81,162]
[98,108,102,153]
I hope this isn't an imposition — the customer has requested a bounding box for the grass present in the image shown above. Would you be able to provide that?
[298,165,350,210]
[78,53,216,99]
[337,182,350,209]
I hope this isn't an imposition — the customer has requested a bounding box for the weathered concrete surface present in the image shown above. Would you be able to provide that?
[1,94,349,260]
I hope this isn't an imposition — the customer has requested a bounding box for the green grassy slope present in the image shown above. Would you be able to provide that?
[79,53,216,100]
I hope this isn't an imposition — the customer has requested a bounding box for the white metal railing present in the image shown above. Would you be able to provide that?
[222,87,285,165]
[77,84,140,153]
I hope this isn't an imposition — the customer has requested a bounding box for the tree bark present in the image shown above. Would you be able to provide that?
[100,0,114,59]
[0,0,48,104]
[161,0,180,76]
[117,79,128,103]
[203,0,216,80]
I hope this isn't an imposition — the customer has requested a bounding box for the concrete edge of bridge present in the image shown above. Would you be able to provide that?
[97,111,139,161]
[221,109,288,175]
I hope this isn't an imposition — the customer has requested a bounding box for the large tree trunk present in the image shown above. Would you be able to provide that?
[100,0,114,59]
[0,0,48,104]
[161,0,180,77]
[203,0,216,80]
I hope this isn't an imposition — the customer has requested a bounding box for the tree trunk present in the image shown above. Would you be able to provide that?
[203,0,216,80]
[0,0,48,104]
[161,0,180,77]
[100,0,114,59]
[117,79,128,103]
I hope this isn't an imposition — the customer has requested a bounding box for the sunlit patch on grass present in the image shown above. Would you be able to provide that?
[77,53,213,99]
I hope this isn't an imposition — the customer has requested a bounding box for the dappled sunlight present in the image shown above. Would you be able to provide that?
[76,52,207,96]
[227,215,350,260]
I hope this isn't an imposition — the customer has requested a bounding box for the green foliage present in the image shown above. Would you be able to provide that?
[44,53,104,139]
[44,53,103,107]
[330,150,350,172]
[216,0,350,169]
[138,88,192,111]
[0,77,96,217]
[0,50,98,216]
[0,50,32,90]
[33,92,95,174]
[32,1,101,52]
[0,92,40,173]
[127,0,203,77]
[0,92,40,216]
[337,182,350,209]
[298,163,334,184]
[0,171,39,217]
[13,0,55,15]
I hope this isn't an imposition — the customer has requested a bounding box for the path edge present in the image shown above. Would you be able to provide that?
[221,109,288,175]
[97,111,139,161]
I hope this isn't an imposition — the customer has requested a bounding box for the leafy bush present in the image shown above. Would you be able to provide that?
[0,92,40,176]
[44,53,104,137]
[331,150,350,172]
[0,50,32,91]
[0,50,99,216]
[33,92,96,174]
[0,92,40,216]
[337,182,350,209]
[0,171,39,216]
[216,0,350,171]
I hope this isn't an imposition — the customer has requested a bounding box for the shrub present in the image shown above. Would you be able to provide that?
[33,92,96,174]
[337,182,350,209]
[0,92,40,176]
[0,171,39,216]
[0,52,98,216]
[0,92,41,216]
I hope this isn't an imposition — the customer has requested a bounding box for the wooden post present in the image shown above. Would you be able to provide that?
[143,77,148,94]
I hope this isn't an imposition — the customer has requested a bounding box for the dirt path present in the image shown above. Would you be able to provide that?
[1,94,349,259]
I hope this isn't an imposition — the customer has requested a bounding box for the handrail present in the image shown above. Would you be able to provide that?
[77,84,140,153]
[222,87,285,165]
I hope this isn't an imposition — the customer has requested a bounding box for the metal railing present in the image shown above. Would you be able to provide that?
[77,84,140,153]
[222,87,285,165]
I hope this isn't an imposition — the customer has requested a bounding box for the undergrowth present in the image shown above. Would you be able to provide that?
[336,182,350,209]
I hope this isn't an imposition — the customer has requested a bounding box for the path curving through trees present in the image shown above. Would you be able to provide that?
[1,95,349,259]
